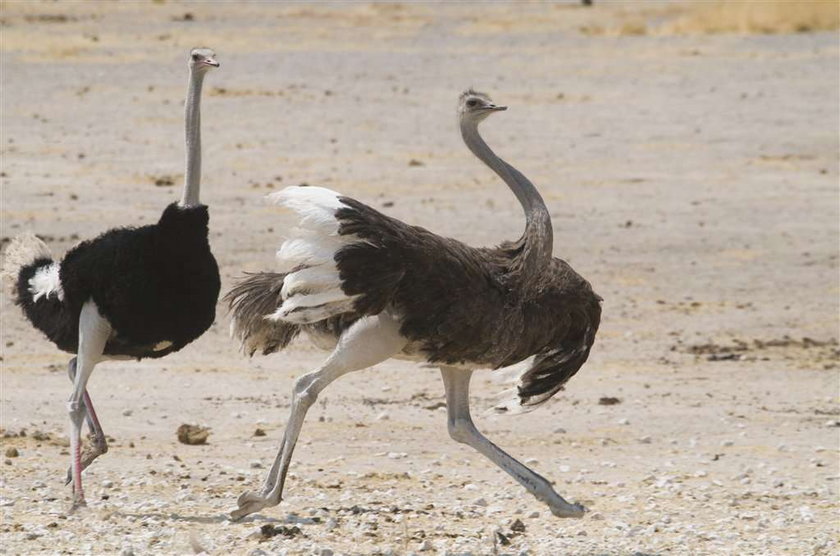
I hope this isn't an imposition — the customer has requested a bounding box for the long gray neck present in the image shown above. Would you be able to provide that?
[460,119,553,266]
[179,69,205,208]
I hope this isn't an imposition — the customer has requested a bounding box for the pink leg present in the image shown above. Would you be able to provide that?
[67,301,111,509]
[64,359,109,485]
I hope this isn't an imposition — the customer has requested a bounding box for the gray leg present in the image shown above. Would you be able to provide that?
[64,358,109,485]
[68,301,111,509]
[440,366,585,518]
[231,313,407,520]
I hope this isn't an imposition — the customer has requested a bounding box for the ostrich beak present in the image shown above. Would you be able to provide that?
[202,58,220,68]
[486,105,507,112]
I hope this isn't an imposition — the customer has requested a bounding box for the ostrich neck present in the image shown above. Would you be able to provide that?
[460,120,554,267]
[179,70,205,208]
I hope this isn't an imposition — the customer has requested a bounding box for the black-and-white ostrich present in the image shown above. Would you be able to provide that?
[225,90,601,520]
[2,48,221,508]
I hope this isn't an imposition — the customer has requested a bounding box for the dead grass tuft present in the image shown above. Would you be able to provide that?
[582,1,838,37]
[663,1,839,35]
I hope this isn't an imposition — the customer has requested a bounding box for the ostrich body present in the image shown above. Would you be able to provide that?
[226,90,601,519]
[2,48,221,508]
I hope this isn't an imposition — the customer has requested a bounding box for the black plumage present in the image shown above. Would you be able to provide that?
[15,204,220,359]
[3,47,221,509]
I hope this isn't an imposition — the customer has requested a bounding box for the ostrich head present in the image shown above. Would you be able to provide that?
[189,47,219,73]
[458,89,507,124]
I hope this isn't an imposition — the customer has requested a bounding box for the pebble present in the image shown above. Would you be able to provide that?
[617,418,630,425]
[589,512,605,521]
[102,480,113,488]
[639,436,652,444]
[387,452,407,459]
[473,497,488,507]
[122,409,133,417]
[721,440,734,447]
[376,411,390,421]
[798,506,814,523]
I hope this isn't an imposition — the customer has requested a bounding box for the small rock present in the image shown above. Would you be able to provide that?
[122,409,133,417]
[510,518,526,532]
[253,428,266,437]
[177,424,209,445]
[617,418,630,425]
[598,397,621,406]
[259,524,301,539]
[376,411,390,421]
[5,447,18,457]
[473,497,488,507]
[639,436,652,444]
[590,512,605,520]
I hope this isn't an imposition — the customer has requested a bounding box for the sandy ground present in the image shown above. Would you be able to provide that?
[1,2,838,555]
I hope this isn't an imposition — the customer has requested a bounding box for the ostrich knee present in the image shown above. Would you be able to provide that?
[447,415,476,445]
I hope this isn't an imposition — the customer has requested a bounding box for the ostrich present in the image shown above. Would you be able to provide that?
[226,90,601,520]
[2,48,221,508]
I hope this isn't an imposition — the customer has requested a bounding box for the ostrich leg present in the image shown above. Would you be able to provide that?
[64,357,109,485]
[231,313,407,520]
[439,366,585,518]
[67,301,111,509]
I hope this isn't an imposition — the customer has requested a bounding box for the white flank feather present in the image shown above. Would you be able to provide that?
[1,233,64,301]
[268,186,345,235]
[270,290,357,324]
[29,262,64,302]
[281,265,342,299]
[265,185,363,324]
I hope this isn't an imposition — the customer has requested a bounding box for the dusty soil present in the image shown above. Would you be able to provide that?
[1,2,838,555]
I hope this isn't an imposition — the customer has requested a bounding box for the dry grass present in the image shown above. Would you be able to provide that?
[582,1,839,37]
[663,1,839,35]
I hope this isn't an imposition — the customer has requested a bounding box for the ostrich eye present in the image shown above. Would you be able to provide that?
[192,54,201,61]
[466,99,478,108]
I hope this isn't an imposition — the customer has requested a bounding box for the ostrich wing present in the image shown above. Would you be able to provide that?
[334,197,599,372]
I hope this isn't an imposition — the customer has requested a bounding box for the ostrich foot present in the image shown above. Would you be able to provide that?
[64,443,107,486]
[230,490,281,521]
[548,500,586,518]
[68,494,88,513]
